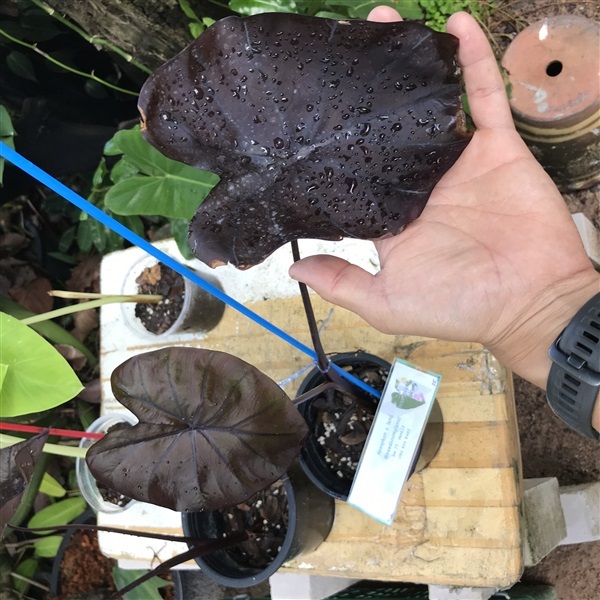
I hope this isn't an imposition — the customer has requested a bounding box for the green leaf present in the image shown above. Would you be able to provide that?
[0,296,96,366]
[6,50,37,82]
[0,105,15,138]
[347,0,423,19]
[58,225,76,253]
[103,128,218,219]
[92,157,109,188]
[13,557,39,595]
[0,363,7,392]
[0,105,16,185]
[39,473,67,498]
[110,157,141,184]
[33,534,62,557]
[229,0,298,15]
[103,133,122,156]
[27,496,86,534]
[88,218,107,253]
[178,0,200,21]
[113,567,171,600]
[189,21,205,38]
[77,397,99,430]
[77,219,93,253]
[169,218,195,259]
[315,11,349,18]
[105,174,216,220]
[0,312,83,417]
[120,215,146,237]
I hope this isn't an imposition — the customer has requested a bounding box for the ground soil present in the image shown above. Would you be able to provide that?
[49,529,116,599]
[222,480,288,569]
[47,528,175,600]
[487,2,600,599]
[307,360,387,488]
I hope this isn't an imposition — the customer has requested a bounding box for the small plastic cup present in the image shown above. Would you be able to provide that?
[120,254,225,339]
[76,413,138,513]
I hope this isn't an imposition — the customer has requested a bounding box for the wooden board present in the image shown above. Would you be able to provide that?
[99,289,523,588]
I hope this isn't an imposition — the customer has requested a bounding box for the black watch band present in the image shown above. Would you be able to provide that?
[547,291,600,440]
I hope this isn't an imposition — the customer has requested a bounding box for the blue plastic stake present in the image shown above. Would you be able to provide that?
[0,143,381,398]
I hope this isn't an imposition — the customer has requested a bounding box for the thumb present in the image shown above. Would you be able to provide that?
[289,255,378,317]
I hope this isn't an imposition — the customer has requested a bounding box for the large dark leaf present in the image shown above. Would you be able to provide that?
[1,429,49,537]
[86,348,308,512]
[138,14,471,268]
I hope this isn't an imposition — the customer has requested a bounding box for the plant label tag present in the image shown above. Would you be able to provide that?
[347,358,441,525]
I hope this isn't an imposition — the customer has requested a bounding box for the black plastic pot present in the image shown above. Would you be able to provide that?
[296,351,420,501]
[181,462,334,588]
[49,509,96,597]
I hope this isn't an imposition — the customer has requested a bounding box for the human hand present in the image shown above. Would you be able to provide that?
[289,8,599,405]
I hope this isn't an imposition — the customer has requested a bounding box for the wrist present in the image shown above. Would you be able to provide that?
[485,270,600,401]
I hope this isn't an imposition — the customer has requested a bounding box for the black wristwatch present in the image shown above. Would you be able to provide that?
[547,292,600,440]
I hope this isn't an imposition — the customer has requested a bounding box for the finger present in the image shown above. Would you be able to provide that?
[289,255,378,316]
[446,12,514,130]
[367,6,402,22]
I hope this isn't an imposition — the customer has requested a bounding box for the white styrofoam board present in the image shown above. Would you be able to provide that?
[99,237,379,413]
[98,237,379,566]
[269,572,360,600]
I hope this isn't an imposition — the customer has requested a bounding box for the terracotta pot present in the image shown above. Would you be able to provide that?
[501,16,600,190]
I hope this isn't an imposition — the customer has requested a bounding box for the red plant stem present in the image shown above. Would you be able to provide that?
[0,421,104,440]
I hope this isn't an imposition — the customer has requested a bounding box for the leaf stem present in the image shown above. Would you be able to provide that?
[20,294,163,325]
[290,241,363,399]
[293,381,360,406]
[206,0,231,11]
[0,28,139,96]
[48,290,163,301]
[5,452,48,530]
[290,241,330,374]
[0,434,88,459]
[29,0,153,74]
[10,573,50,593]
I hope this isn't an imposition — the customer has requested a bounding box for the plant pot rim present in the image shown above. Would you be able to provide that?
[181,472,297,587]
[296,351,421,501]
[76,413,138,513]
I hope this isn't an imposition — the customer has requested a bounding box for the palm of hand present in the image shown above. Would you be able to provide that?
[289,10,596,361]
[371,126,588,344]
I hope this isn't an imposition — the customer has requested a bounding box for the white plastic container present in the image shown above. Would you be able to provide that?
[120,253,225,339]
[76,413,138,513]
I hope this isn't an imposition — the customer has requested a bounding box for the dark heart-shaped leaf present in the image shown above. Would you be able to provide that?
[86,348,308,512]
[1,429,49,537]
[138,14,471,268]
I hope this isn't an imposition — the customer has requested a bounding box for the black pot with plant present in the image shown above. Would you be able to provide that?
[296,352,394,500]
[182,462,334,588]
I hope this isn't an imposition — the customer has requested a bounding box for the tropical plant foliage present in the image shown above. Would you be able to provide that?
[140,14,470,268]
[87,347,309,512]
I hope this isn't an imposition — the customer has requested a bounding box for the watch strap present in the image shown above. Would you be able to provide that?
[547,292,600,440]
